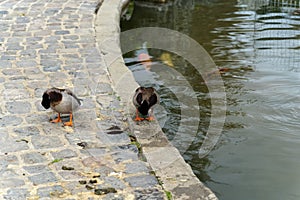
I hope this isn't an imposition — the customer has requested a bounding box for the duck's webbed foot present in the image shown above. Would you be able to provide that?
[134,109,144,121]
[145,116,154,121]
[51,113,62,123]
[63,113,73,127]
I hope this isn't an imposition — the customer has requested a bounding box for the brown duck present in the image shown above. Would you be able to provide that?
[133,86,159,121]
[41,87,82,126]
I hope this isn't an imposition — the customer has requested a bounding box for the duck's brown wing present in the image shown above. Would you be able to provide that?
[63,89,83,105]
[48,88,63,103]
[148,93,158,108]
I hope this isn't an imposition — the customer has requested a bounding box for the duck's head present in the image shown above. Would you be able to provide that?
[41,92,51,109]
[41,88,62,109]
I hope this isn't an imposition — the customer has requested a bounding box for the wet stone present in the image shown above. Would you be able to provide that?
[23,165,50,174]
[0,155,18,165]
[3,89,30,101]
[44,8,60,14]
[27,80,48,90]
[40,58,62,66]
[24,68,45,80]
[2,68,22,76]
[20,49,36,58]
[102,193,125,200]
[13,31,32,37]
[26,36,43,43]
[0,159,8,171]
[100,176,126,190]
[86,63,103,69]
[16,16,30,23]
[59,171,84,180]
[115,144,138,153]
[94,83,113,94]
[96,132,130,146]
[94,187,117,195]
[73,110,96,121]
[37,185,64,198]
[65,132,98,146]
[63,35,79,40]
[6,43,24,51]
[29,172,57,185]
[64,63,83,72]
[94,166,115,177]
[55,30,70,35]
[44,35,61,43]
[0,11,8,15]
[6,101,31,114]
[25,114,49,124]
[0,116,23,127]
[1,55,16,61]
[86,56,102,63]
[65,57,83,65]
[4,82,25,89]
[7,37,23,43]
[48,71,68,82]
[14,125,40,137]
[125,161,150,174]
[40,54,59,60]
[51,149,78,159]
[64,181,87,195]
[9,76,28,81]
[124,175,158,188]
[83,148,107,157]
[21,152,46,164]
[31,135,64,149]
[34,88,44,98]
[34,30,52,37]
[111,149,138,164]
[64,43,79,49]
[16,60,37,68]
[134,188,165,200]
[0,140,29,153]
[4,188,29,200]
[0,178,25,189]
[10,25,26,32]
[43,65,61,72]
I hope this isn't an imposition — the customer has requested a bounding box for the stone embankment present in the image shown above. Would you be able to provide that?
[0,0,217,199]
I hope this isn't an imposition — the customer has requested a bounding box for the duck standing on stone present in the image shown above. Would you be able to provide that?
[133,86,159,121]
[41,88,82,127]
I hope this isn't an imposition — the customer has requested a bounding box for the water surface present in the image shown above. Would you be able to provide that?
[121,1,300,199]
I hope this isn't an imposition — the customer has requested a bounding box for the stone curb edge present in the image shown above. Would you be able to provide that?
[94,0,218,199]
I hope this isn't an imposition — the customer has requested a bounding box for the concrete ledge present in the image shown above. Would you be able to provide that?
[95,0,218,199]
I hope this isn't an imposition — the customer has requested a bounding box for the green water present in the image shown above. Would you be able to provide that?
[121,0,300,199]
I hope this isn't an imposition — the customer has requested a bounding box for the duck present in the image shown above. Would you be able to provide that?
[41,87,82,126]
[133,86,159,121]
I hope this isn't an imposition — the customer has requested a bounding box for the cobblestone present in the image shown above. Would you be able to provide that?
[0,0,165,199]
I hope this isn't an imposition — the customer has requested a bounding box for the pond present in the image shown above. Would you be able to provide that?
[121,0,300,199]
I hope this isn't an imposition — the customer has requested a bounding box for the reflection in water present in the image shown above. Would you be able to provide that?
[122,0,300,199]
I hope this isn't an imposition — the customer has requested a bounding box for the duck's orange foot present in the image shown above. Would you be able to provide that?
[63,113,73,127]
[145,116,155,121]
[63,121,73,127]
[50,117,62,123]
[134,116,144,121]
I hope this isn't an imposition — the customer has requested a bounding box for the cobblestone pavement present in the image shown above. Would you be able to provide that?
[0,0,165,199]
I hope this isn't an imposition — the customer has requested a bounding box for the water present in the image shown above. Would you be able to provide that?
[121,0,300,199]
